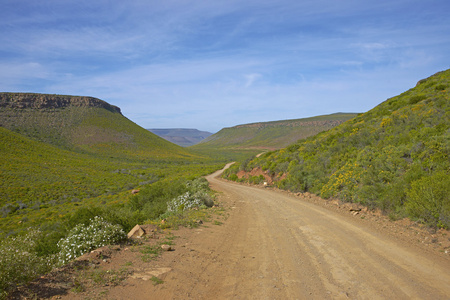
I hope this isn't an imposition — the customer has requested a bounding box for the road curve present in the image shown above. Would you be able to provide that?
[198,166,450,299]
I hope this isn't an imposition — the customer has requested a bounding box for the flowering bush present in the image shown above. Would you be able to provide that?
[321,161,365,201]
[166,192,204,212]
[0,230,56,298]
[166,178,215,212]
[58,216,126,265]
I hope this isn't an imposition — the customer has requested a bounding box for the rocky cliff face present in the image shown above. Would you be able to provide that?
[0,93,121,114]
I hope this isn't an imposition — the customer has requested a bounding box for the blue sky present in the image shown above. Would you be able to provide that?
[1,0,449,132]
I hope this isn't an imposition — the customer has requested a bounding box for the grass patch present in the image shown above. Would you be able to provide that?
[150,276,164,285]
[140,244,163,262]
[158,208,212,230]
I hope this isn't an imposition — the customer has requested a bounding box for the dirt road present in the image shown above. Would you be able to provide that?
[206,169,450,299]
[57,166,450,299]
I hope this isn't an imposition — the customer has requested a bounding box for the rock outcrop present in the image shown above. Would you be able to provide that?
[0,92,121,114]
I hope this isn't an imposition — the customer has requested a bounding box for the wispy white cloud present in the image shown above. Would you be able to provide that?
[1,0,449,131]
[244,73,262,88]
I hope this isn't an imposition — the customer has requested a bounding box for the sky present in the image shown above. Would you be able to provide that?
[1,0,449,133]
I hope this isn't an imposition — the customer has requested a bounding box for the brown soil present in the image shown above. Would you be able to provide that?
[12,165,450,299]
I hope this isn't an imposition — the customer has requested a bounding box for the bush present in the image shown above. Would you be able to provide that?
[166,178,215,212]
[408,94,427,105]
[57,216,126,265]
[186,177,210,192]
[166,192,206,212]
[128,179,186,213]
[228,174,239,181]
[101,206,147,233]
[435,84,447,91]
[406,171,450,228]
[249,175,264,184]
[0,230,56,298]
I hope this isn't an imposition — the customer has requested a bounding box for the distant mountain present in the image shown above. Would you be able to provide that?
[148,128,213,147]
[192,113,358,150]
[0,93,194,160]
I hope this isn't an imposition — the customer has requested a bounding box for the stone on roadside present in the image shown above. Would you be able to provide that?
[161,244,172,251]
[127,224,159,239]
[128,224,146,239]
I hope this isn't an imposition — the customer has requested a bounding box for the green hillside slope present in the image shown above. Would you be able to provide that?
[223,70,450,228]
[192,113,358,150]
[0,94,228,295]
[0,93,223,235]
[0,93,193,160]
[0,125,219,233]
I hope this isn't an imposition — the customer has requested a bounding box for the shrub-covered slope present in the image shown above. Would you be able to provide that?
[0,93,193,160]
[0,121,219,232]
[223,70,450,228]
[192,113,358,150]
[0,93,220,235]
[0,94,225,296]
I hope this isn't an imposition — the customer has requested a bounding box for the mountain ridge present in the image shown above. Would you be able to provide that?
[0,92,121,114]
[194,112,358,150]
[0,92,196,160]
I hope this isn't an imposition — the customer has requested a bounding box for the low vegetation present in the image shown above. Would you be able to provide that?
[0,93,234,298]
[0,176,218,298]
[0,230,56,299]
[224,69,450,229]
[0,126,221,236]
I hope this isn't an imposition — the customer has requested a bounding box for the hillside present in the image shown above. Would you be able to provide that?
[223,69,450,228]
[0,126,150,231]
[148,128,213,147]
[0,120,221,296]
[0,93,193,160]
[0,93,223,237]
[192,113,358,150]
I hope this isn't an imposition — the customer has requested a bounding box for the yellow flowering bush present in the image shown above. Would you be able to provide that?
[321,161,365,201]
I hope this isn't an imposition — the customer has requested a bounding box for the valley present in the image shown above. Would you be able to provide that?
[1,69,449,299]
[148,128,213,147]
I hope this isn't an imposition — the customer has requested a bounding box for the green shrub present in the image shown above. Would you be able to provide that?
[0,230,56,298]
[101,206,147,233]
[228,174,239,181]
[66,206,104,228]
[435,84,447,91]
[34,229,66,256]
[57,216,126,265]
[406,171,450,228]
[408,94,426,105]
[240,158,253,172]
[186,177,210,192]
[128,179,186,213]
[249,175,264,184]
